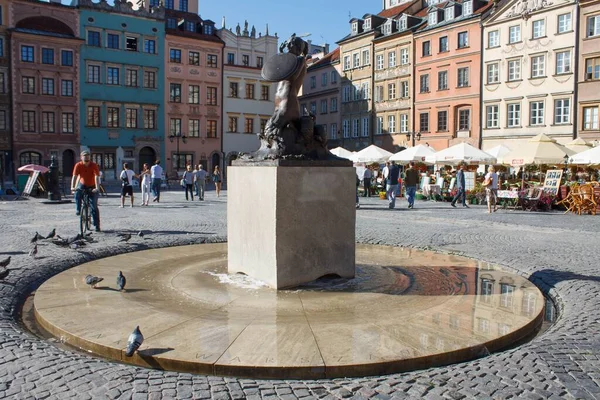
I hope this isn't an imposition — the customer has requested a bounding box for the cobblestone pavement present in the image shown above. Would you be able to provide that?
[1,190,600,400]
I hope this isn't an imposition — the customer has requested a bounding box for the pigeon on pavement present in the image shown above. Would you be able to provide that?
[31,232,44,243]
[85,274,103,288]
[125,326,144,357]
[117,271,126,291]
[29,244,38,258]
[0,268,9,280]
[0,256,10,268]
[118,234,132,243]
[137,231,144,238]
[45,229,56,239]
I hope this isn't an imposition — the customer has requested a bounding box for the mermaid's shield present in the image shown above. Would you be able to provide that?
[261,53,304,82]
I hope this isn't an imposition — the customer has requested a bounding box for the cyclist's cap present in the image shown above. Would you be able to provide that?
[81,150,90,156]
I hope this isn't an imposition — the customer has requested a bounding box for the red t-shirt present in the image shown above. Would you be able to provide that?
[72,161,100,187]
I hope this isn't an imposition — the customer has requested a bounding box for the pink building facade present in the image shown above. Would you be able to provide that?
[9,0,82,175]
[164,11,224,176]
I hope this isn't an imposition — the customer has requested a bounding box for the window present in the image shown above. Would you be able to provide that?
[228,116,238,132]
[87,106,100,127]
[439,36,448,52]
[245,84,255,99]
[320,100,327,114]
[22,77,35,94]
[126,108,137,128]
[330,123,337,139]
[509,25,521,43]
[189,51,200,66]
[352,119,359,137]
[457,67,469,87]
[486,105,499,128]
[438,71,448,90]
[422,41,431,56]
[207,54,218,68]
[167,18,177,29]
[388,52,396,68]
[257,57,264,68]
[585,57,600,80]
[88,65,100,83]
[445,7,454,20]
[107,33,120,49]
[21,45,34,62]
[363,18,371,30]
[321,73,328,87]
[207,87,217,105]
[107,67,119,85]
[420,113,429,132]
[458,109,470,130]
[179,0,188,11]
[458,32,468,48]
[401,81,409,98]
[42,78,54,95]
[62,113,74,133]
[388,115,396,134]
[531,55,545,78]
[61,50,73,66]
[242,55,249,66]
[532,19,545,39]
[0,73,4,94]
[554,99,570,124]
[310,76,316,89]
[508,60,521,81]
[488,30,499,48]
[22,111,36,132]
[165,0,173,8]
[107,107,119,128]
[331,71,337,83]
[189,119,200,137]
[261,85,270,101]
[230,82,239,98]
[261,119,269,133]
[342,86,351,102]
[172,153,192,171]
[362,49,370,66]
[556,51,571,74]
[42,112,55,133]
[331,98,338,112]
[226,53,235,65]
[42,48,54,64]
[588,15,600,37]
[310,101,317,115]
[353,53,360,68]
[400,114,408,133]
[583,107,599,130]
[487,63,499,84]
[343,56,350,70]
[189,85,200,104]
[530,101,544,126]
[20,151,42,166]
[558,13,572,33]
[170,84,181,102]
[361,117,369,137]
[399,16,407,30]
[428,11,437,25]
[400,48,409,65]
[463,0,472,15]
[438,110,448,131]
[206,119,217,138]
[376,54,384,70]
[169,118,181,135]
[144,71,156,88]
[507,103,521,127]
[500,284,515,308]
[125,69,138,87]
[87,31,101,47]
[420,74,430,93]
[342,120,350,138]
[170,49,182,63]
[388,83,396,100]
[244,118,254,134]
[376,117,383,134]
[144,109,156,129]
[144,39,156,54]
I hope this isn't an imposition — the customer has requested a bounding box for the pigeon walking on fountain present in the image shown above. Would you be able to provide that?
[125,326,143,357]
[85,274,103,288]
[117,271,126,291]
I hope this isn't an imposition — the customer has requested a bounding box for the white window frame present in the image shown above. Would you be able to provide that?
[330,123,338,139]
[554,98,570,124]
[509,25,521,44]
[352,118,359,137]
[463,0,472,16]
[388,83,396,100]
[488,30,499,48]
[588,15,600,37]
[343,56,350,70]
[487,63,499,84]
[558,13,572,34]
[400,114,408,133]
[362,49,370,66]
[376,54,384,70]
[556,50,571,74]
[445,7,454,20]
[531,55,545,78]
[361,117,369,137]
[508,59,521,81]
[583,106,599,130]
[428,12,437,25]
[532,19,545,39]
[400,48,409,65]
[342,119,350,138]
[388,115,396,133]
[376,116,383,135]
[438,70,448,90]
[388,51,396,68]
[353,53,360,68]
[486,105,499,128]
[507,103,521,127]
[363,18,371,31]
[401,81,409,98]
[457,67,469,87]
[530,101,545,126]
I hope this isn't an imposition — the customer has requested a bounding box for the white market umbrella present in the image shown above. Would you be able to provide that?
[352,144,393,163]
[570,145,600,165]
[485,144,511,161]
[425,142,496,165]
[565,138,592,153]
[389,144,436,163]
[330,147,355,160]
[499,134,576,166]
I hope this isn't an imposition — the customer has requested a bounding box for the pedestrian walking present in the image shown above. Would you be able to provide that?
[484,165,498,213]
[119,163,137,208]
[363,166,372,197]
[451,163,469,208]
[404,161,420,209]
[150,160,163,202]
[195,164,208,200]
[182,165,195,201]
[139,163,151,206]
[384,161,400,209]
[212,165,222,197]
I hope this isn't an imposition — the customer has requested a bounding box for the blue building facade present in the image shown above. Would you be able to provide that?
[76,0,165,180]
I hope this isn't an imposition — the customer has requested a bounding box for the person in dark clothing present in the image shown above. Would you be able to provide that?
[451,163,469,208]
[404,162,420,209]
[385,161,400,209]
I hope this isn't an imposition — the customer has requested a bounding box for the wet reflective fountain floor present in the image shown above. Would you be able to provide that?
[32,243,545,379]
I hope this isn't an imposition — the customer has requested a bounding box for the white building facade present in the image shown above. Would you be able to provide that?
[481,0,578,150]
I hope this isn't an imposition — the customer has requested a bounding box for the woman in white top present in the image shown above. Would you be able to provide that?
[483,165,499,213]
[139,163,151,206]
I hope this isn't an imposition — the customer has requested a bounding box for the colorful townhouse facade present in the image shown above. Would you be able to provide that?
[481,0,578,150]
[0,0,11,184]
[9,0,82,177]
[164,9,223,175]
[299,48,342,147]
[217,21,277,166]
[578,0,600,144]
[76,0,165,180]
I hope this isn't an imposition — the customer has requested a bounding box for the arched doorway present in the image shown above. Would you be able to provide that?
[62,149,75,177]
[211,153,220,174]
[139,147,156,172]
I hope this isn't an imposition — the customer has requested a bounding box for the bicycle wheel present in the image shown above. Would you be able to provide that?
[80,202,88,236]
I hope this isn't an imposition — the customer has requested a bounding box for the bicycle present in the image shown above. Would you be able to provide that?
[78,188,98,236]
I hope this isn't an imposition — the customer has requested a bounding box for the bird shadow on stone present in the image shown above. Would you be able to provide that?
[94,287,148,293]
[138,347,174,357]
[0,251,26,255]
[529,269,600,290]
[32,256,49,260]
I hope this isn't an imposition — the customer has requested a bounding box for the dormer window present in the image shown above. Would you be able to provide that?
[351,22,358,34]
[364,18,371,30]
[445,7,454,20]
[463,0,472,16]
[382,21,392,35]
[398,16,407,30]
[428,11,438,25]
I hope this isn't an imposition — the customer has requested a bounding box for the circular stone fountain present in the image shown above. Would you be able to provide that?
[33,243,544,379]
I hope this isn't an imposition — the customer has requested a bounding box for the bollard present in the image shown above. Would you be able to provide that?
[47,156,61,201]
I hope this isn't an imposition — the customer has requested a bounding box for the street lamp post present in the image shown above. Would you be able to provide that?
[405,131,421,147]
[563,154,569,184]
[169,132,187,171]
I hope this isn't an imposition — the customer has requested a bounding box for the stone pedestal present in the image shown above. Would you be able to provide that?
[227,160,356,289]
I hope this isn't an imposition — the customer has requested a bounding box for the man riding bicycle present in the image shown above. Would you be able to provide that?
[71,150,101,232]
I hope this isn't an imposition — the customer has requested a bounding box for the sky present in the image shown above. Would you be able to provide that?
[198,0,381,52]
